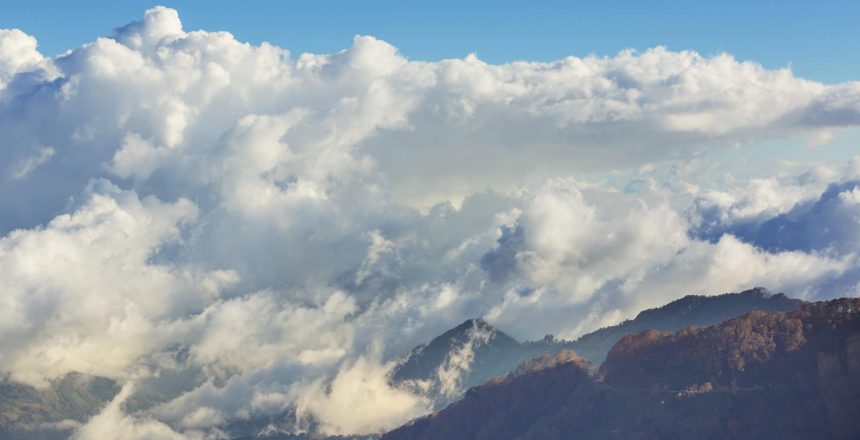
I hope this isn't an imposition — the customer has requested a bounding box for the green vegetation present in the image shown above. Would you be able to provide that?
[0,373,118,435]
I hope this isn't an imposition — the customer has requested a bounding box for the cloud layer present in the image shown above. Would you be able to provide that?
[1,6,860,437]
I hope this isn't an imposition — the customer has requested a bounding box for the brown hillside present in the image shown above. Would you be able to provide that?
[384,298,860,440]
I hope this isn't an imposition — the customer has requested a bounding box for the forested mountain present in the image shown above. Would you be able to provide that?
[384,298,860,440]
[390,288,805,405]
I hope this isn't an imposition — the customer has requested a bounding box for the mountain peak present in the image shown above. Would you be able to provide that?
[422,317,519,354]
[740,286,770,296]
[508,349,593,378]
[448,318,493,334]
[390,317,520,398]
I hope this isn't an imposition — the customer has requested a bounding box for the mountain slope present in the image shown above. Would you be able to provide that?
[0,373,119,440]
[392,318,520,384]
[390,288,805,405]
[571,287,806,364]
[0,346,199,439]
[390,318,544,403]
[384,298,860,440]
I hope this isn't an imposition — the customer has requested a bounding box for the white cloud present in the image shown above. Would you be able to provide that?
[110,6,185,54]
[513,179,687,300]
[0,28,56,89]
[484,178,854,339]
[0,6,859,437]
[689,158,860,254]
[108,133,169,181]
[290,350,431,436]
[7,145,54,180]
[0,182,236,387]
[434,321,494,399]
[191,290,356,375]
[73,384,192,440]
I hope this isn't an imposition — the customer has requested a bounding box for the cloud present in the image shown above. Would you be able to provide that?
[694,179,860,255]
[191,290,357,375]
[290,350,432,436]
[687,157,860,248]
[0,6,858,437]
[2,7,860,228]
[0,28,55,89]
[110,6,185,54]
[72,384,191,440]
[0,181,237,387]
[481,178,854,339]
[434,321,494,399]
[7,145,54,180]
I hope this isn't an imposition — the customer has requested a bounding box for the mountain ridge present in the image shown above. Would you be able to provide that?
[389,287,806,407]
[384,297,860,440]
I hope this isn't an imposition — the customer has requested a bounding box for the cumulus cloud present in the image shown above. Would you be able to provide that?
[192,290,356,375]
[482,178,854,339]
[0,182,237,387]
[0,6,858,438]
[0,28,56,89]
[3,7,860,227]
[291,351,432,435]
[694,178,860,255]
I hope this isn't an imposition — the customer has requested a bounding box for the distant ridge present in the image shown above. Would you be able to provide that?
[390,288,806,406]
[570,287,806,364]
[384,297,860,440]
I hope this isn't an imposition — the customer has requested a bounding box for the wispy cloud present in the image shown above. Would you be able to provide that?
[7,145,54,180]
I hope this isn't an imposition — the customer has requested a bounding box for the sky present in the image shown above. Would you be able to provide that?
[1,3,860,439]
[3,1,860,83]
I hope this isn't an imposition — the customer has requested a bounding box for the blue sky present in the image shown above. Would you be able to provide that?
[2,0,858,83]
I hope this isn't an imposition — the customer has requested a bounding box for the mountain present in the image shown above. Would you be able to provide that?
[0,288,809,438]
[0,373,119,440]
[390,316,597,408]
[391,318,531,402]
[571,287,806,364]
[392,318,520,383]
[389,288,805,405]
[0,346,200,440]
[383,298,860,440]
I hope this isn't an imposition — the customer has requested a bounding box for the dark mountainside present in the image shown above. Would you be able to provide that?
[390,317,529,403]
[384,298,860,440]
[392,318,520,383]
[390,288,805,404]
